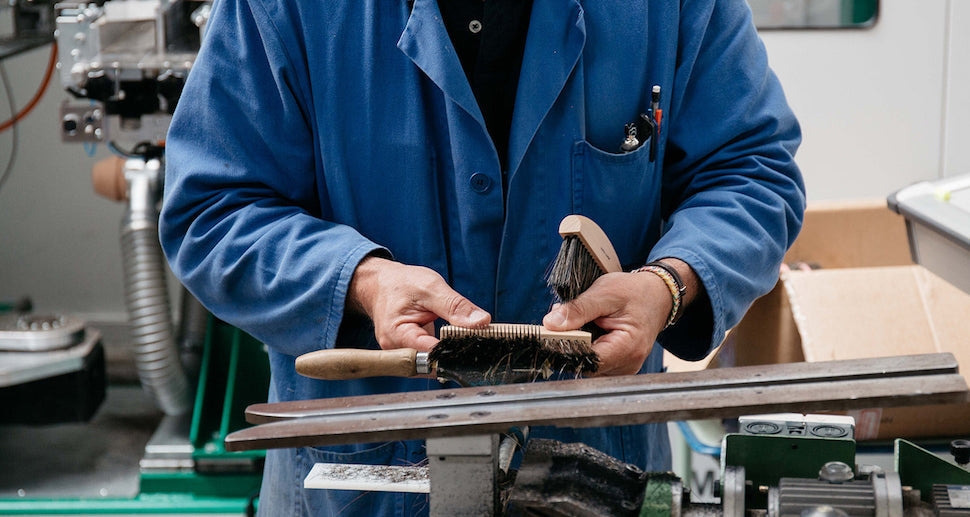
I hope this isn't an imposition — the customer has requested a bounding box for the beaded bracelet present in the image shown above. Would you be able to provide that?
[632,260,687,329]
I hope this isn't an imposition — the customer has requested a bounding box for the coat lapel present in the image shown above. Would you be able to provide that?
[507,0,586,176]
[397,0,485,127]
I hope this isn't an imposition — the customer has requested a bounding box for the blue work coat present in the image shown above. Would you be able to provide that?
[160,0,806,514]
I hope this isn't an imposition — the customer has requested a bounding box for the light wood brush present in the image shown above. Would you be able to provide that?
[546,214,622,302]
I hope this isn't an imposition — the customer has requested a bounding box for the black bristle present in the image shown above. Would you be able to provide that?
[546,236,604,303]
[430,333,599,383]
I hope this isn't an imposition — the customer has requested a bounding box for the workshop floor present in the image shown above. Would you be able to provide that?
[0,384,163,499]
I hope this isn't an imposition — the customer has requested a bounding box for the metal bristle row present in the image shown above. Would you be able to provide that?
[439,323,541,340]
[546,236,604,303]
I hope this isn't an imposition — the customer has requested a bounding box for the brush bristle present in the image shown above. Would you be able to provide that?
[546,236,604,303]
[430,333,599,380]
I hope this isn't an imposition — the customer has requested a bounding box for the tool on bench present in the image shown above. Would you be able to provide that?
[295,323,597,386]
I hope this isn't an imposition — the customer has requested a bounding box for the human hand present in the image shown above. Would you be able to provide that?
[347,256,491,352]
[541,271,672,376]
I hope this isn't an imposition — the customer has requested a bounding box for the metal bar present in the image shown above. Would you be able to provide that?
[225,356,968,452]
[244,353,961,424]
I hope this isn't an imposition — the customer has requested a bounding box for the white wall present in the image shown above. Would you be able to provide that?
[0,45,127,321]
[0,0,966,320]
[760,0,956,200]
[943,0,970,178]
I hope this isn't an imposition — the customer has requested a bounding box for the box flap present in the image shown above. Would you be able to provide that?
[914,267,970,372]
[783,265,970,370]
[784,266,933,361]
[786,200,913,269]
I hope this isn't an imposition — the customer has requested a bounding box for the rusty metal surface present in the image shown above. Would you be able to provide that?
[226,353,968,452]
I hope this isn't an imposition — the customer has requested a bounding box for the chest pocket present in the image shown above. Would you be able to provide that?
[570,138,661,267]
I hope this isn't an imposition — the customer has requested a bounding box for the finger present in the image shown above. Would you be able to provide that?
[543,294,606,331]
[422,282,491,328]
[589,332,652,377]
[386,322,439,353]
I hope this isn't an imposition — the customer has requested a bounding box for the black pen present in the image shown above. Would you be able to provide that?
[648,85,661,161]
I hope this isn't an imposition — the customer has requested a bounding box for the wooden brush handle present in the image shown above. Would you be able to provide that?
[295,348,419,380]
[558,215,622,274]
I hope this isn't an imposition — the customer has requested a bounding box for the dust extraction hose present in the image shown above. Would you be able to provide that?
[119,158,191,415]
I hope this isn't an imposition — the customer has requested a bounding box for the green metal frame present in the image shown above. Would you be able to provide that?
[895,439,970,503]
[721,433,856,509]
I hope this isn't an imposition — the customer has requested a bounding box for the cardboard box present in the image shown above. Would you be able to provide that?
[667,199,970,441]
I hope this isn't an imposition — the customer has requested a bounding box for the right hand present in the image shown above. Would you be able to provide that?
[347,256,491,352]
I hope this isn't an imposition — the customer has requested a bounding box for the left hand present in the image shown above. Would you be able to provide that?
[541,270,673,376]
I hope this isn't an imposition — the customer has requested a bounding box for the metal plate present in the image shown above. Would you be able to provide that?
[0,314,86,352]
[0,328,100,388]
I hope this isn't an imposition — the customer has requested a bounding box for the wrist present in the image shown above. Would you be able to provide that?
[632,257,698,329]
[347,254,391,317]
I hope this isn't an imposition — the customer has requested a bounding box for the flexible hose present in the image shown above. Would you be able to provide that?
[121,160,191,415]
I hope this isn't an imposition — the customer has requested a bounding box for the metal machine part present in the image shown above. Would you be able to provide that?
[767,470,903,517]
[932,485,970,516]
[0,0,56,59]
[0,324,98,387]
[952,440,970,467]
[720,466,746,517]
[0,326,105,424]
[0,313,86,351]
[740,414,855,439]
[121,156,191,416]
[54,0,208,141]
[176,289,209,383]
[427,434,502,516]
[509,439,655,517]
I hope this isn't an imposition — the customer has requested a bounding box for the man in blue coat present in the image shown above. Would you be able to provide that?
[160,0,806,514]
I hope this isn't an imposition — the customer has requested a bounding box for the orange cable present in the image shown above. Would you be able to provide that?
[0,41,59,134]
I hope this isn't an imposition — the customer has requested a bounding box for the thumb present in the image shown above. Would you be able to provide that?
[543,296,598,331]
[425,285,491,328]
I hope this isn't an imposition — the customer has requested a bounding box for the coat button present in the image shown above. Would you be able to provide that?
[469,173,491,193]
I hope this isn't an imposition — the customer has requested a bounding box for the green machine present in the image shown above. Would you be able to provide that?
[645,414,970,516]
[508,413,970,516]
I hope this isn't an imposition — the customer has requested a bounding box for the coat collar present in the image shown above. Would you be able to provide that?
[398,0,587,176]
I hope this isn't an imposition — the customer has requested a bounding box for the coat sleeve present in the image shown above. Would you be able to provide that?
[159,0,384,357]
[649,0,806,360]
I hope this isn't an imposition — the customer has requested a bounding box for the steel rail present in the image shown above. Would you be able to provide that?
[244,353,960,423]
[226,353,968,452]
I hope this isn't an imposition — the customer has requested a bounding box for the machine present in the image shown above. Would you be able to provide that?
[226,352,970,516]
[0,0,269,513]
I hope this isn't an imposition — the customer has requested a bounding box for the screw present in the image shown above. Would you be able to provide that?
[819,461,854,483]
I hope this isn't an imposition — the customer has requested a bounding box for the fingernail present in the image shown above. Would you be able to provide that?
[469,310,488,324]
[545,311,566,328]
